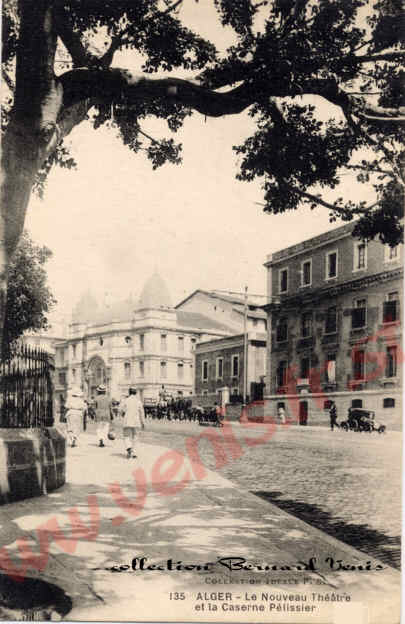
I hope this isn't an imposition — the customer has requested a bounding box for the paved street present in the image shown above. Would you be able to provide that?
[137,420,401,568]
[0,429,400,622]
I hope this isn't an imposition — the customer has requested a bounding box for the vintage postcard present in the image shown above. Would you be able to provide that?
[0,0,402,623]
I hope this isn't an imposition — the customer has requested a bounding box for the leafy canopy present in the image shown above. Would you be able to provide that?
[4,232,56,350]
[2,0,404,244]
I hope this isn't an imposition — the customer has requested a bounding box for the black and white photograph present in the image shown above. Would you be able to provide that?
[0,0,403,622]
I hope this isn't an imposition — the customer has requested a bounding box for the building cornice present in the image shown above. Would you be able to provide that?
[110,355,193,363]
[264,387,402,400]
[264,223,356,267]
[264,267,403,311]
[195,332,267,353]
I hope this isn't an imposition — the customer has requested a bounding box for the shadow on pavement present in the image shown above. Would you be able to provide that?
[252,490,401,570]
[1,474,288,612]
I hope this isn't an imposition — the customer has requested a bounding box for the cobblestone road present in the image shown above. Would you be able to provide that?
[141,420,401,568]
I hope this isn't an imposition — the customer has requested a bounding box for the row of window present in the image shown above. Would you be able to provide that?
[278,244,399,294]
[159,361,192,380]
[126,360,192,380]
[59,360,192,385]
[276,345,398,388]
[60,334,198,363]
[277,398,396,410]
[276,293,400,342]
[201,355,240,382]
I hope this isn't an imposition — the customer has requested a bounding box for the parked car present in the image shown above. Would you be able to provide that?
[340,408,386,434]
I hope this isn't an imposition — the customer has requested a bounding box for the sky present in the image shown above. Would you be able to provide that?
[24,1,375,326]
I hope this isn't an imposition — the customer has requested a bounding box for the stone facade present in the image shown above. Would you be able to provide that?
[54,275,242,414]
[176,289,267,334]
[0,428,66,504]
[264,222,403,429]
[194,332,266,401]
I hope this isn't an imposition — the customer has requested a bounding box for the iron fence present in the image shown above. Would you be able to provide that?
[0,345,54,428]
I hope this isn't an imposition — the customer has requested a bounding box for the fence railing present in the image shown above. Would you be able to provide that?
[0,345,54,428]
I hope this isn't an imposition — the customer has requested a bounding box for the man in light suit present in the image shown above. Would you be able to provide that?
[120,387,145,458]
[95,384,111,447]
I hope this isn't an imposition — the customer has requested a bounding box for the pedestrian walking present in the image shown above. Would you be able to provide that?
[329,401,338,431]
[120,387,145,458]
[278,406,286,424]
[65,387,86,447]
[83,400,88,432]
[94,385,111,447]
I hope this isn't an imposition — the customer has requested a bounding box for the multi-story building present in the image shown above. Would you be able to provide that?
[194,332,267,404]
[263,222,403,429]
[176,289,267,334]
[54,275,247,414]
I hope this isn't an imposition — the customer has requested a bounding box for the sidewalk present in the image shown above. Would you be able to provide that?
[0,432,400,623]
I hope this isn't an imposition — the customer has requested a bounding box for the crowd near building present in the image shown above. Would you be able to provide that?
[50,220,402,429]
[53,276,267,415]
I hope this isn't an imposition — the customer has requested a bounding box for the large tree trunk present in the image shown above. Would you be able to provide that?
[0,121,42,353]
[0,0,60,354]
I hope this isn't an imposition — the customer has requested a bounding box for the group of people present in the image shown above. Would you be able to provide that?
[144,399,223,425]
[276,402,338,430]
[64,385,145,459]
[144,396,194,421]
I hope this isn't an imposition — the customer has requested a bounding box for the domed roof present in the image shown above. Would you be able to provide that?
[137,273,172,310]
[72,291,99,323]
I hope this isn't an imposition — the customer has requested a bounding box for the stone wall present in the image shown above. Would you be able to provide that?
[0,427,66,504]
[263,392,402,431]
[223,404,243,422]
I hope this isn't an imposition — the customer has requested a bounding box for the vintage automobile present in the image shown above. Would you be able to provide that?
[197,406,223,427]
[340,408,386,434]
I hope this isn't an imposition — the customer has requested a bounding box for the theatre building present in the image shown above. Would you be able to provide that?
[263,222,403,429]
[54,274,233,414]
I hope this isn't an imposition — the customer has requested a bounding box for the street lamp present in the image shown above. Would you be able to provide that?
[210,288,278,407]
[243,285,248,406]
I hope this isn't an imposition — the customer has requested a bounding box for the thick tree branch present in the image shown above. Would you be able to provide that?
[356,51,405,64]
[285,184,378,216]
[357,107,405,121]
[58,68,254,116]
[57,66,405,136]
[346,164,396,177]
[54,8,94,67]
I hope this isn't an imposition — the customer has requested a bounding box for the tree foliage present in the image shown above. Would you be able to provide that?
[2,0,404,248]
[4,232,56,351]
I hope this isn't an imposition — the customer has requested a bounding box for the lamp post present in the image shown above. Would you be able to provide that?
[243,285,248,406]
[209,289,280,407]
